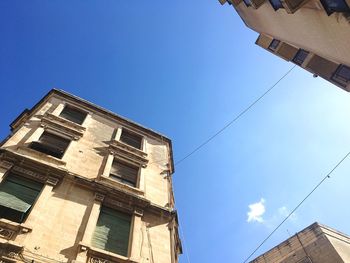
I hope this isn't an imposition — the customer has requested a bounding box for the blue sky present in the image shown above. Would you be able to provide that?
[1,1,350,262]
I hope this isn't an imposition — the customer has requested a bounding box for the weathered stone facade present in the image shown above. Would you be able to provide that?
[250,222,350,263]
[0,89,181,263]
[219,0,350,91]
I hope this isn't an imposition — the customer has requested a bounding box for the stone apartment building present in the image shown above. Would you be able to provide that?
[0,89,182,263]
[250,222,350,263]
[219,0,350,91]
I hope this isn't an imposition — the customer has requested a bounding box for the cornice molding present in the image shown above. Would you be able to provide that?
[0,149,173,219]
[41,113,86,140]
[109,140,148,168]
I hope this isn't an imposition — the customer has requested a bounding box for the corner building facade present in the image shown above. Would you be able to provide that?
[0,89,182,263]
[250,222,350,263]
[220,0,350,91]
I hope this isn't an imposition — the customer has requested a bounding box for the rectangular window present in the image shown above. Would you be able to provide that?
[91,207,131,256]
[59,106,87,125]
[110,160,139,187]
[293,49,309,65]
[243,0,252,6]
[0,174,43,223]
[320,0,350,14]
[120,129,143,150]
[332,64,350,87]
[269,0,284,9]
[268,39,281,51]
[30,132,70,159]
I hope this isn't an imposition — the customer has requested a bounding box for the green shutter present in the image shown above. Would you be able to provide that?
[0,175,42,213]
[91,207,131,256]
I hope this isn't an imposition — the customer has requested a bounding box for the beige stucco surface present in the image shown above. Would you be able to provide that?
[0,90,180,263]
[235,0,350,66]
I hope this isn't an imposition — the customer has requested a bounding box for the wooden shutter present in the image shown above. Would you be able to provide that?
[306,55,339,79]
[276,42,299,61]
[110,161,138,187]
[91,207,131,256]
[59,106,86,125]
[120,130,142,150]
[255,34,274,49]
[0,174,42,223]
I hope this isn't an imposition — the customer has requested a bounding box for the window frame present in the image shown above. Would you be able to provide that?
[109,159,140,188]
[269,0,284,9]
[320,0,350,15]
[268,39,281,51]
[293,49,310,65]
[30,131,71,159]
[119,128,143,151]
[59,104,87,125]
[331,64,350,87]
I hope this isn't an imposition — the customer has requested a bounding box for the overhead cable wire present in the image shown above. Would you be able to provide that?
[179,222,191,263]
[175,65,296,166]
[148,65,297,167]
[242,150,350,263]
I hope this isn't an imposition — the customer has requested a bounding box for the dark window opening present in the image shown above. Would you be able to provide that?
[120,129,142,150]
[320,0,350,14]
[269,0,284,10]
[110,160,138,187]
[332,64,350,86]
[293,49,310,65]
[243,0,253,6]
[30,132,70,159]
[0,174,43,223]
[59,106,87,125]
[268,39,281,51]
[91,207,131,256]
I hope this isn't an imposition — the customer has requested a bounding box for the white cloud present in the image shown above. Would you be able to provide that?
[247,198,266,223]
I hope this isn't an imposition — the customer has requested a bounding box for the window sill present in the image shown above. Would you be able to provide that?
[79,243,138,263]
[0,218,32,240]
[99,175,144,196]
[16,146,66,167]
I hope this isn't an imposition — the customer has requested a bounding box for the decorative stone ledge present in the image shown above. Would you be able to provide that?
[99,175,144,197]
[0,219,32,241]
[79,243,138,263]
[109,140,148,168]
[41,113,86,140]
[16,146,66,167]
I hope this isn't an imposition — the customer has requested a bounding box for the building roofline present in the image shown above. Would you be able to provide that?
[250,222,350,262]
[9,88,175,174]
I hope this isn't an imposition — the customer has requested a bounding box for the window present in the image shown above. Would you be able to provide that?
[268,39,281,51]
[110,160,139,187]
[269,0,284,9]
[59,106,86,125]
[30,132,70,159]
[0,174,43,223]
[120,129,143,150]
[243,0,252,6]
[293,49,309,65]
[320,0,350,14]
[332,64,350,86]
[91,207,131,256]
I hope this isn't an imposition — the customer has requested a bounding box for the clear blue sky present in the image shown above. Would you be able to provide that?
[1,1,350,262]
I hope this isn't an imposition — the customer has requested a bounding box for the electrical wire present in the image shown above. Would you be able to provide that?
[242,150,350,263]
[148,65,296,167]
[179,222,191,263]
[175,65,296,166]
